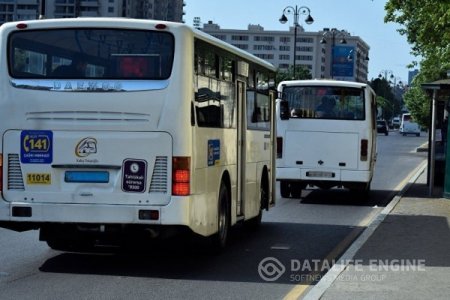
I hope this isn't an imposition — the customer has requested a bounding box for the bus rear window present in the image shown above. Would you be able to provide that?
[281,86,365,120]
[8,28,174,80]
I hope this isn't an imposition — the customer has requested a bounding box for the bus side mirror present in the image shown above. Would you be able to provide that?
[280,100,290,120]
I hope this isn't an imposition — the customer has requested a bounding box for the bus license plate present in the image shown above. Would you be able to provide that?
[65,171,109,183]
[306,171,335,178]
[27,173,51,184]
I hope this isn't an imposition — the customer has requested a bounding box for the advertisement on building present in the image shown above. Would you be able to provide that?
[332,45,355,80]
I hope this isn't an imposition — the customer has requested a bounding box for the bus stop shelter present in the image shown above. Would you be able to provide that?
[421,79,450,197]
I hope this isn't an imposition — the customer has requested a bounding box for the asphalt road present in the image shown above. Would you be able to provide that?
[0,130,428,300]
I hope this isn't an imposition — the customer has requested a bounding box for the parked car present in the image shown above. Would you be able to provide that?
[392,116,401,129]
[377,119,389,135]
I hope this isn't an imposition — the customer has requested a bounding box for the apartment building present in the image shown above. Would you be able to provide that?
[0,0,184,22]
[123,0,184,21]
[201,21,370,82]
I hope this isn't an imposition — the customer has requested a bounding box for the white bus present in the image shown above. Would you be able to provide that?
[0,18,277,251]
[276,80,377,198]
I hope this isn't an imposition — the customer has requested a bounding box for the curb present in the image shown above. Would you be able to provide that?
[416,142,428,153]
[302,160,428,300]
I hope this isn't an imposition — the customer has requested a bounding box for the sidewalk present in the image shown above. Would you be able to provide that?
[304,163,450,300]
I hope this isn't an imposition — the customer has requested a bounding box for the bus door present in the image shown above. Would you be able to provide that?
[236,80,246,217]
[269,89,277,206]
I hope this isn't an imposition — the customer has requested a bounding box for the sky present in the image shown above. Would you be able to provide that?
[184,0,417,84]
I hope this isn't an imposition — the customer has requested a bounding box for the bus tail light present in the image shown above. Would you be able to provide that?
[360,139,368,161]
[277,137,283,158]
[172,157,190,196]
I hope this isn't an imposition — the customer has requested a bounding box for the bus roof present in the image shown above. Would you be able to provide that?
[1,17,276,73]
[278,79,370,89]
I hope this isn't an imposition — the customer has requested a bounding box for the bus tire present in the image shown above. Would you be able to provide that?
[247,174,268,228]
[291,183,303,199]
[351,182,371,200]
[280,181,290,198]
[210,182,230,252]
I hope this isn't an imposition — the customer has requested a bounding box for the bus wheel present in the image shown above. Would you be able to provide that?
[210,182,230,252]
[280,181,290,198]
[351,182,371,200]
[247,176,268,228]
[291,183,303,199]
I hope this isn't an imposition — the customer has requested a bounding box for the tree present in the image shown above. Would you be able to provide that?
[384,1,450,70]
[276,65,312,83]
[403,84,430,129]
[370,78,398,120]
[384,1,450,127]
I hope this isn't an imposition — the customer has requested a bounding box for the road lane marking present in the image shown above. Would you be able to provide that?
[283,160,427,300]
[271,244,291,250]
[283,225,365,300]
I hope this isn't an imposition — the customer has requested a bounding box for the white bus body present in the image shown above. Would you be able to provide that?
[400,113,421,136]
[0,18,276,250]
[276,80,377,198]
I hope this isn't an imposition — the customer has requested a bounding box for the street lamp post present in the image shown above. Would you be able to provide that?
[378,70,403,120]
[320,28,348,79]
[379,69,394,82]
[279,5,314,79]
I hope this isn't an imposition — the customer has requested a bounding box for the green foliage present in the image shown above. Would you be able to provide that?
[384,0,450,128]
[403,84,430,129]
[370,78,400,120]
[385,0,450,67]
[276,65,312,84]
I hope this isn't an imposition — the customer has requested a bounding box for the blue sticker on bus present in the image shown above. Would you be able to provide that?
[21,130,53,164]
[207,139,220,166]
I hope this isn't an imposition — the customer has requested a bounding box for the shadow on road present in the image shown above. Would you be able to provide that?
[39,220,360,285]
[298,188,395,207]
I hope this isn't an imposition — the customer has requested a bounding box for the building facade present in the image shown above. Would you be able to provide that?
[0,0,184,23]
[408,69,419,85]
[201,21,370,83]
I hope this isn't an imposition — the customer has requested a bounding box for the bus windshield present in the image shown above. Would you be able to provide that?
[9,28,174,80]
[282,86,365,120]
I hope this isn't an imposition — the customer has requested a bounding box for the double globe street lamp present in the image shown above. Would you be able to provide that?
[279,5,314,79]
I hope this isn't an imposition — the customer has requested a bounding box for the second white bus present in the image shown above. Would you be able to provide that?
[276,80,377,198]
[0,18,277,251]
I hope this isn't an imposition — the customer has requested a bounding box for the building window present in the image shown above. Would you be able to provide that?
[212,34,226,41]
[253,45,275,51]
[279,54,290,60]
[279,45,290,51]
[297,37,314,43]
[298,46,313,52]
[280,37,290,43]
[297,55,313,61]
[232,44,248,50]
[231,35,249,41]
[254,54,274,60]
[254,36,274,42]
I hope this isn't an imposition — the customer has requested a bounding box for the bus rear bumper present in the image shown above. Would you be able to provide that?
[276,167,372,183]
[0,198,192,229]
